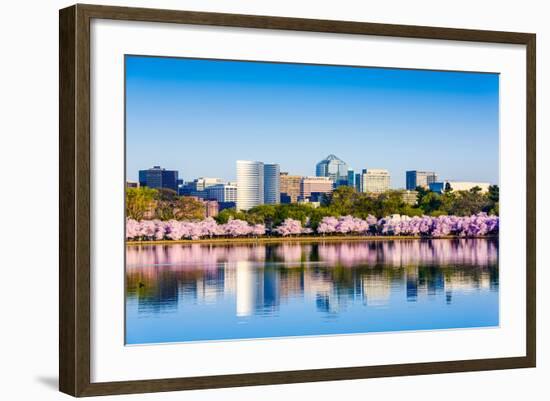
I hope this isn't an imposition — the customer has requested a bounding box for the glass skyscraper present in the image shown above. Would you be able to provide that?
[347,169,355,187]
[264,164,280,205]
[138,166,178,192]
[315,154,348,186]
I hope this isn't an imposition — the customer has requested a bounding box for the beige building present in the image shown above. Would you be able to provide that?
[279,172,302,203]
[300,176,333,200]
[447,181,491,193]
[430,181,491,193]
[401,190,418,205]
[361,169,390,193]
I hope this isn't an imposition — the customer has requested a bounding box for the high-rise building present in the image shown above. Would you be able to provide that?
[264,164,280,205]
[236,161,264,210]
[355,173,362,192]
[347,169,355,188]
[300,176,333,200]
[279,172,302,203]
[138,166,178,192]
[406,170,438,190]
[315,154,348,186]
[361,169,390,193]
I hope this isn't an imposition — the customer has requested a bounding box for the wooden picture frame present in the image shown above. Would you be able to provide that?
[59,3,536,397]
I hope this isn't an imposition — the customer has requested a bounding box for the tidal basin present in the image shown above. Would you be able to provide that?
[125,239,498,344]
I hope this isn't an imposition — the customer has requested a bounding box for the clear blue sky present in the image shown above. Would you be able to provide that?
[126,55,499,188]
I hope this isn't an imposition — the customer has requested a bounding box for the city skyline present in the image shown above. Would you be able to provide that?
[126,56,499,188]
[135,158,495,190]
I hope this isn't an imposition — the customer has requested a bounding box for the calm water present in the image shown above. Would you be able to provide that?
[126,239,499,344]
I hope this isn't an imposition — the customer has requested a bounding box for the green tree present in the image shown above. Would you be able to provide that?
[490,202,499,216]
[351,194,377,218]
[247,204,277,226]
[415,186,429,201]
[470,185,482,194]
[418,191,442,215]
[156,188,178,202]
[215,208,248,224]
[375,191,406,217]
[155,201,176,220]
[447,190,491,216]
[324,186,357,215]
[273,203,312,225]
[488,185,499,203]
[308,207,334,230]
[174,196,205,220]
[401,205,423,217]
[126,187,157,220]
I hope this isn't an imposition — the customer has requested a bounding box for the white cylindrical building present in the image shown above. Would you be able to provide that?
[236,160,264,210]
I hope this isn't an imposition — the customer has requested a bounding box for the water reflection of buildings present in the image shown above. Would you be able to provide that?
[126,239,498,317]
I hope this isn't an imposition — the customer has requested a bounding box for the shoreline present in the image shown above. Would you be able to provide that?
[126,235,498,246]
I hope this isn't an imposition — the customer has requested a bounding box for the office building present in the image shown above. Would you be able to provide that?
[355,173,362,192]
[406,170,438,190]
[138,166,179,192]
[315,154,348,186]
[401,190,419,205]
[264,163,280,205]
[300,176,333,200]
[280,172,302,203]
[429,181,491,194]
[347,169,355,188]
[360,169,390,193]
[236,160,264,210]
[206,182,237,203]
[179,177,224,198]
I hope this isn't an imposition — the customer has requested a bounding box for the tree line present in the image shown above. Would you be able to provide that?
[126,184,499,231]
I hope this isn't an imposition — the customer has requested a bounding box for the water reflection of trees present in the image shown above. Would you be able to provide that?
[126,239,498,316]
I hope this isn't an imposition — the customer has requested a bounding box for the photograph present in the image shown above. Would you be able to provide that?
[124,55,500,345]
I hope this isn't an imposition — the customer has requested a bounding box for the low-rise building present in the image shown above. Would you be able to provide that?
[300,176,333,200]
[204,200,219,218]
[401,190,419,205]
[179,177,224,198]
[206,182,237,203]
[429,181,491,193]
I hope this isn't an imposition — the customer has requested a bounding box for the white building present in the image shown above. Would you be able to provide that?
[194,177,223,190]
[429,181,491,193]
[361,169,391,193]
[236,160,264,210]
[206,182,238,203]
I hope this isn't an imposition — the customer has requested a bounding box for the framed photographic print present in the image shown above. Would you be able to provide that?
[59,4,536,397]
